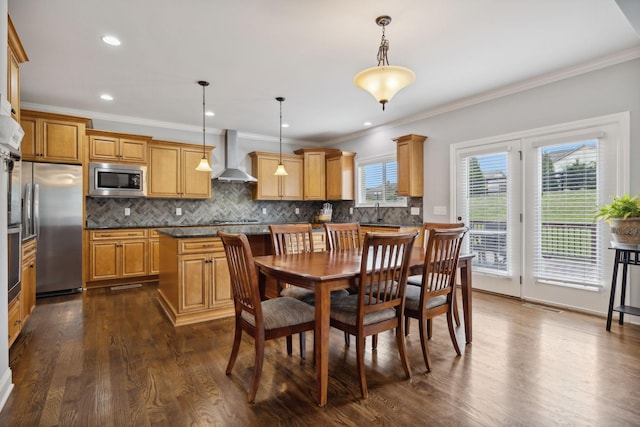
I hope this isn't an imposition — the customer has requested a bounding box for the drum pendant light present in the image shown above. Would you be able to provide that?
[195,80,212,172]
[353,16,416,111]
[274,97,288,176]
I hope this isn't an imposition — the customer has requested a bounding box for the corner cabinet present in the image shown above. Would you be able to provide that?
[147,140,213,199]
[20,110,92,164]
[87,129,151,164]
[326,151,356,201]
[157,234,234,326]
[249,151,303,200]
[394,134,427,197]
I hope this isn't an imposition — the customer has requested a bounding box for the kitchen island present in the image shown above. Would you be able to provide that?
[156,225,276,326]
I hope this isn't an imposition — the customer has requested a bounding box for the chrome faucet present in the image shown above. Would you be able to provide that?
[375,202,381,222]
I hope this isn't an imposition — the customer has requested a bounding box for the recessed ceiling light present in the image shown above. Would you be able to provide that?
[281,123,290,128]
[205,111,215,117]
[101,35,121,46]
[364,121,372,126]
[100,94,114,101]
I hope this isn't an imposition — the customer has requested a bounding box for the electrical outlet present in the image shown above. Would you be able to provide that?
[349,207,354,215]
[410,207,420,215]
[434,206,447,215]
[262,208,267,215]
[295,208,300,215]
[124,208,130,216]
[176,207,182,216]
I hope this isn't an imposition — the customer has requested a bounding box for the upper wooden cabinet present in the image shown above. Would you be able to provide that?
[249,151,303,200]
[326,151,356,201]
[394,134,427,197]
[20,110,92,164]
[87,129,151,164]
[294,148,333,201]
[7,16,28,123]
[147,140,212,199]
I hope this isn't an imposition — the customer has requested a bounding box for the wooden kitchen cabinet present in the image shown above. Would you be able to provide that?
[20,110,92,164]
[326,151,356,201]
[394,134,427,197]
[87,129,151,164]
[294,148,334,201]
[88,229,149,282]
[7,16,28,123]
[21,238,37,325]
[157,234,233,326]
[147,140,212,199]
[249,151,303,200]
[149,229,160,275]
[8,295,22,348]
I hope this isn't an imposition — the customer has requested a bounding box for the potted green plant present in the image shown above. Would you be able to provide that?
[596,194,640,245]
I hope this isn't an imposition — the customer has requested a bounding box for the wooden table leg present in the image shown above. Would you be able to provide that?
[315,284,330,406]
[460,259,472,344]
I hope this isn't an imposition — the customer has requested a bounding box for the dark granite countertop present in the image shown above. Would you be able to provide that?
[157,225,273,238]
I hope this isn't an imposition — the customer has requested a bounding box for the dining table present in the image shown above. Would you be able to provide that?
[253,247,474,406]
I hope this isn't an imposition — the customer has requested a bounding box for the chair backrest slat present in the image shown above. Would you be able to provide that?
[359,231,417,315]
[324,222,361,251]
[420,222,465,249]
[422,227,468,296]
[269,224,315,255]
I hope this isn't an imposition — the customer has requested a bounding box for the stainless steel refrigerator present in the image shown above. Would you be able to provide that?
[22,162,83,296]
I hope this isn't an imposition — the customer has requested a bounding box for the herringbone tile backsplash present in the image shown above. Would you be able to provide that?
[86,181,422,228]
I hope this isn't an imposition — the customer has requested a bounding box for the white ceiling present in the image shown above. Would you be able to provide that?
[8,0,640,144]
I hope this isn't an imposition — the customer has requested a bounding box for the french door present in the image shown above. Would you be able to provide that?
[452,113,629,313]
[454,140,522,297]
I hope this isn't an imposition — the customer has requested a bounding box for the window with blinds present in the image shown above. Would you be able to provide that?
[459,151,511,275]
[533,140,602,288]
[356,156,407,206]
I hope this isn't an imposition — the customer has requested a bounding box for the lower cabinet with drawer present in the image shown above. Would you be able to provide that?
[87,228,155,288]
[360,225,422,247]
[156,234,233,326]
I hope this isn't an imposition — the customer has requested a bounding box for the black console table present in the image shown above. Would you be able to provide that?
[606,245,640,331]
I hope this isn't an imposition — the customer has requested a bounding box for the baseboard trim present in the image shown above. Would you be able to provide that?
[0,367,14,411]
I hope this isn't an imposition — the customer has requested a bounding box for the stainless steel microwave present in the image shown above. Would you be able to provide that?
[89,162,147,197]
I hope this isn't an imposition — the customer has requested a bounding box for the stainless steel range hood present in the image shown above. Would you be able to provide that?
[216,129,257,182]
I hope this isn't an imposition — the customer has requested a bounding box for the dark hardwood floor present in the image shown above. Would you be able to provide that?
[2,284,639,426]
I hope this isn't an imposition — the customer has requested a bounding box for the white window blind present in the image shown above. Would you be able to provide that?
[458,150,511,275]
[533,140,602,288]
[356,156,407,206]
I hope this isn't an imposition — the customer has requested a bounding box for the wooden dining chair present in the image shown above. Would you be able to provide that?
[324,222,362,251]
[219,231,315,403]
[329,231,417,399]
[406,221,465,336]
[268,223,317,357]
[404,227,467,372]
[324,222,362,346]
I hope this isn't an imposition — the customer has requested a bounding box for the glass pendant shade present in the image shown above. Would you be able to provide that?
[353,15,415,110]
[354,65,415,108]
[274,163,288,176]
[196,156,212,172]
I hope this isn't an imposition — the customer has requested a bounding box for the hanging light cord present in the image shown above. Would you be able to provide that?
[279,99,283,163]
[201,83,206,156]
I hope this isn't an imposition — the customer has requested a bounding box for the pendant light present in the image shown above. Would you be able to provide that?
[353,15,415,111]
[195,80,213,172]
[274,97,288,176]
